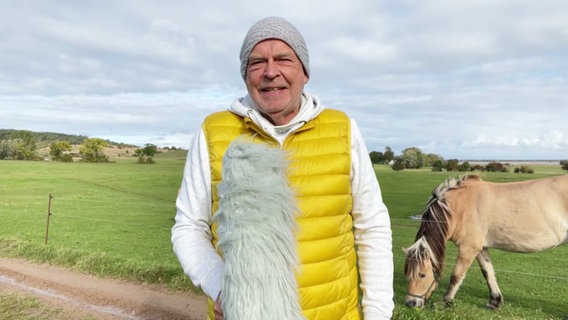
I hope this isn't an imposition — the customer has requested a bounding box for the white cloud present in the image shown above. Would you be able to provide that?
[0,0,567,159]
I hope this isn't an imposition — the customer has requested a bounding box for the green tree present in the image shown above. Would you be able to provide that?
[446,159,459,172]
[514,165,534,174]
[471,164,485,171]
[135,143,158,164]
[8,130,38,160]
[458,161,471,172]
[400,147,425,169]
[50,141,72,162]
[80,138,109,163]
[391,158,405,171]
[0,139,14,159]
[431,159,445,172]
[369,151,384,164]
[486,162,508,172]
[561,160,568,171]
[383,146,395,163]
[425,153,443,167]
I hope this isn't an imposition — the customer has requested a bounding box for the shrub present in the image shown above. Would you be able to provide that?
[471,164,485,171]
[60,154,74,162]
[431,159,445,172]
[445,159,459,172]
[485,162,508,172]
[391,159,405,171]
[458,161,471,172]
[80,138,109,163]
[514,165,534,174]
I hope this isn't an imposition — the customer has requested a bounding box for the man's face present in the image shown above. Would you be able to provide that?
[245,39,308,126]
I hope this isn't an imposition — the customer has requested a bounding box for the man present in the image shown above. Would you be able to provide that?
[172,16,394,319]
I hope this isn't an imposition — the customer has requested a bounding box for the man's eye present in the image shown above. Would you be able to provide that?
[278,57,294,63]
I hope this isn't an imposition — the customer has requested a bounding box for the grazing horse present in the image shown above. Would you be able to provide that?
[403,174,568,310]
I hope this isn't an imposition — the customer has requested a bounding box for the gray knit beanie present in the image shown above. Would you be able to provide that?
[239,16,310,79]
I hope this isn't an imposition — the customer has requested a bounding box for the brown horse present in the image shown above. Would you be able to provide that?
[403,174,568,309]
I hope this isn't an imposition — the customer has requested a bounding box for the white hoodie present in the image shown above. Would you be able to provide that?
[171,92,394,319]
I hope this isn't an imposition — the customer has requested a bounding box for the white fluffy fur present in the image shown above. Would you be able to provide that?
[214,138,304,320]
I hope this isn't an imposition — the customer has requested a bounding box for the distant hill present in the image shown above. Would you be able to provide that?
[0,129,185,160]
[0,129,136,148]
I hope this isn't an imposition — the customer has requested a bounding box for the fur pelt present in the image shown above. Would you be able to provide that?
[214,138,304,320]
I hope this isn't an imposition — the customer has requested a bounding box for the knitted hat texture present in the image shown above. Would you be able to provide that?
[239,16,309,79]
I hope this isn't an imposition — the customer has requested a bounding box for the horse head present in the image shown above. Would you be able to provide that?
[403,237,440,308]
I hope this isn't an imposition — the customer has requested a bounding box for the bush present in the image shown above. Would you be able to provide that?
[514,165,534,174]
[391,159,405,171]
[486,162,508,172]
[431,159,445,172]
[561,160,568,171]
[369,151,384,164]
[446,159,459,172]
[60,154,74,162]
[471,164,485,171]
[80,138,109,163]
[135,144,158,164]
[458,161,471,172]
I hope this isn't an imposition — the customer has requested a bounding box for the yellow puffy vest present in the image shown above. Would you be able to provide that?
[203,109,361,320]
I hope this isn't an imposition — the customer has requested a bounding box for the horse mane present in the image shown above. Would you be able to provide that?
[404,236,437,280]
[407,174,480,278]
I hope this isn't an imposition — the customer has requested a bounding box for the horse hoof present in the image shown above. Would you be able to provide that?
[442,298,454,308]
[485,300,502,310]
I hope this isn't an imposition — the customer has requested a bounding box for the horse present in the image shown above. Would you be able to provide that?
[403,174,568,310]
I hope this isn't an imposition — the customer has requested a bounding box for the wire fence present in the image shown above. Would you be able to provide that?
[6,194,566,284]
[43,212,568,283]
[47,213,173,231]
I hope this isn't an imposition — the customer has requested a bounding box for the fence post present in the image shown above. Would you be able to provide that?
[45,194,53,245]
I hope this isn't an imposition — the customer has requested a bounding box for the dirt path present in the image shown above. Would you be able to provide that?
[0,257,207,319]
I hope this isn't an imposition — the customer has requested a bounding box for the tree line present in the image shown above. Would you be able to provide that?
[0,130,40,160]
[0,129,88,145]
[0,130,159,163]
[2,130,566,171]
[370,146,568,173]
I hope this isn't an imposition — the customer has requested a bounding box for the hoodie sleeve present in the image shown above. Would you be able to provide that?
[350,119,394,319]
[171,129,224,300]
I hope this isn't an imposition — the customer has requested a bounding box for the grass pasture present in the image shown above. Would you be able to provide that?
[1,154,567,319]
[0,151,194,289]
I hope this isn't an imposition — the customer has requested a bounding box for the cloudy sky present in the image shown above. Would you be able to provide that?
[1,1,567,160]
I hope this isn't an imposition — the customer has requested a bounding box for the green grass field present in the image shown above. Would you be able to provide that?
[1,153,566,319]
[0,152,194,290]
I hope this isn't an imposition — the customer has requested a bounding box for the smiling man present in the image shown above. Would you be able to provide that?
[172,16,394,320]
[244,39,308,125]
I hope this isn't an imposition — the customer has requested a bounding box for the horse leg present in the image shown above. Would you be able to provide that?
[443,248,479,306]
[476,248,503,310]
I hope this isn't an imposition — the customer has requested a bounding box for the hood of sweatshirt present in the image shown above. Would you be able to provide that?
[229,92,324,144]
